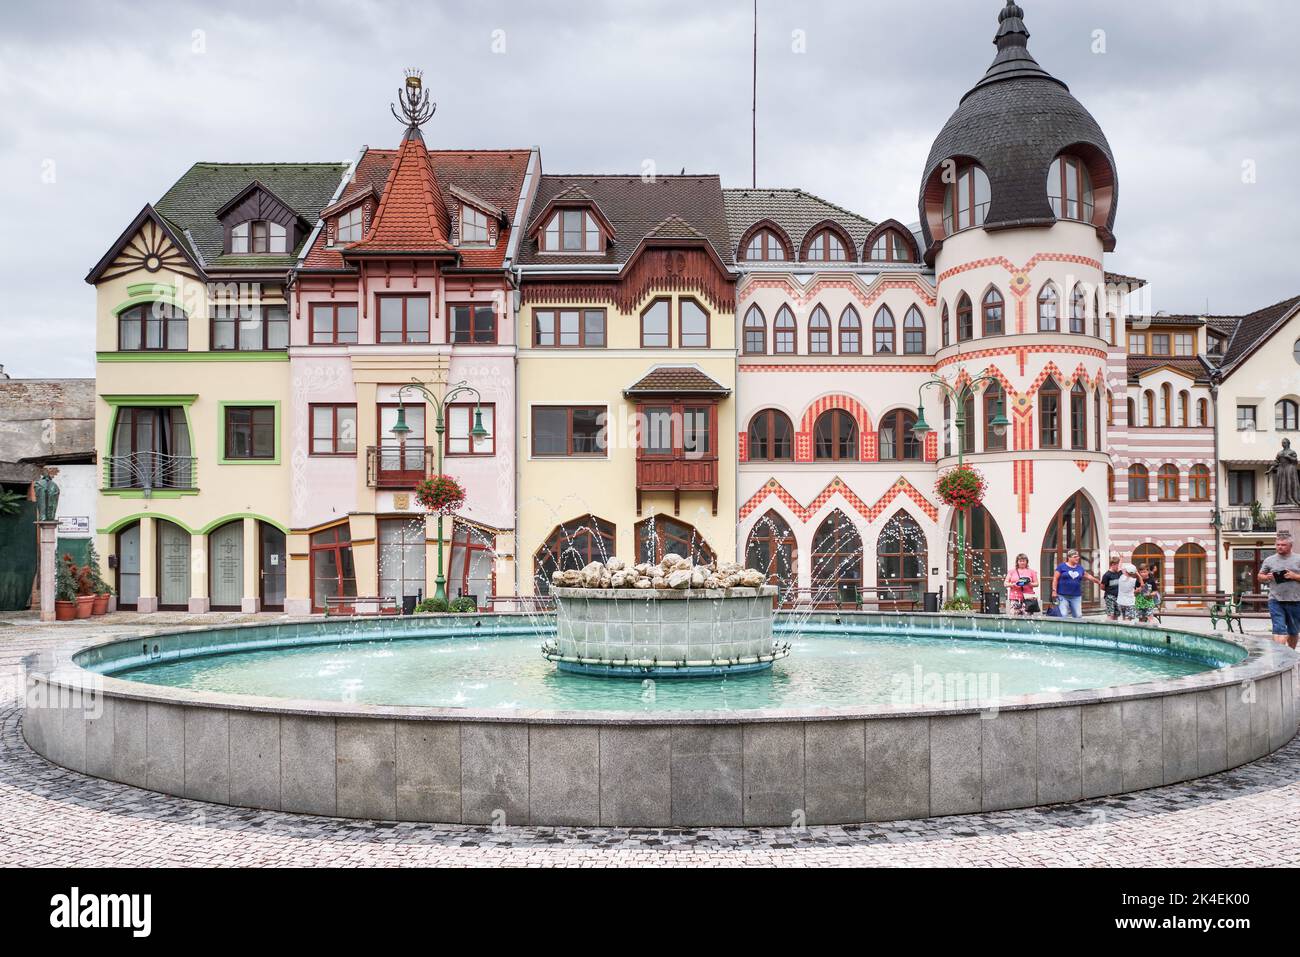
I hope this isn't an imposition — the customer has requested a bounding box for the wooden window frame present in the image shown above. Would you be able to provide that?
[678,298,711,349]
[1128,465,1150,502]
[956,294,974,342]
[1189,465,1211,502]
[984,383,1008,451]
[533,308,607,349]
[982,288,1004,337]
[1038,379,1062,449]
[309,403,358,457]
[640,298,672,349]
[447,301,498,345]
[336,206,362,244]
[117,302,188,352]
[531,405,607,458]
[903,306,926,355]
[211,302,289,352]
[744,229,788,262]
[879,410,921,462]
[742,306,767,355]
[375,293,431,344]
[309,302,359,345]
[446,402,496,457]
[807,305,832,354]
[747,409,794,462]
[461,205,490,245]
[869,230,911,262]
[1038,284,1059,333]
[1158,465,1180,501]
[1070,381,1088,451]
[1069,286,1087,334]
[224,405,276,461]
[540,209,603,253]
[813,409,859,462]
[805,230,848,262]
[873,306,896,355]
[773,306,797,355]
[838,307,861,355]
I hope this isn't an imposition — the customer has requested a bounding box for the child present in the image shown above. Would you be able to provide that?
[1136,565,1162,625]
[1115,563,1139,623]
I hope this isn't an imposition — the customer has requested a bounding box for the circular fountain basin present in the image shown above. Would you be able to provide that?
[545,585,788,677]
[21,613,1298,828]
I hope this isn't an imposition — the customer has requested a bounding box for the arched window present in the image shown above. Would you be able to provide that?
[808,305,832,354]
[877,510,928,605]
[1143,390,1155,427]
[1189,464,1211,501]
[742,305,766,355]
[534,515,615,594]
[748,409,794,461]
[636,516,714,567]
[984,381,1008,451]
[1126,396,1136,426]
[1275,399,1299,431]
[1038,283,1059,332]
[1048,154,1095,222]
[1158,464,1180,501]
[744,228,787,261]
[941,302,950,348]
[1179,391,1190,428]
[838,306,861,355]
[869,229,912,262]
[943,396,952,458]
[812,510,863,605]
[879,409,921,461]
[1174,544,1207,595]
[117,302,189,351]
[1128,464,1150,501]
[1069,285,1087,334]
[310,523,357,613]
[1132,543,1165,591]
[1039,377,1061,449]
[873,306,896,354]
[982,287,1004,336]
[956,293,974,342]
[814,409,858,461]
[1197,398,1209,427]
[949,504,1007,603]
[746,510,797,604]
[1107,465,1116,502]
[773,305,796,354]
[448,521,493,609]
[1161,383,1173,427]
[943,164,990,234]
[1041,491,1099,605]
[1095,386,1104,450]
[806,230,847,262]
[903,306,926,355]
[1070,380,1087,450]
[961,389,976,454]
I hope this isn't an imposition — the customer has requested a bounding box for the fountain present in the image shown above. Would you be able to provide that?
[541,553,790,676]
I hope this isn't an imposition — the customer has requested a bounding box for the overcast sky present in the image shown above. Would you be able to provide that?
[2,0,1298,378]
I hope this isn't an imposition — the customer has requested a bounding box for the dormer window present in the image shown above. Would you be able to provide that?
[232,220,287,254]
[942,165,990,235]
[1048,155,1094,222]
[1207,333,1225,356]
[869,230,912,262]
[461,205,489,245]
[743,229,787,261]
[337,206,362,243]
[542,209,602,252]
[805,230,847,262]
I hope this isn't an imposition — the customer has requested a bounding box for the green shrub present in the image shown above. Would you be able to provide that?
[449,596,477,613]
[55,556,78,602]
[942,596,974,613]
[415,597,449,614]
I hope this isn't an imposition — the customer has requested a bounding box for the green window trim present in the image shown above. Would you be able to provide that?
[102,396,200,494]
[96,512,289,536]
[217,400,282,465]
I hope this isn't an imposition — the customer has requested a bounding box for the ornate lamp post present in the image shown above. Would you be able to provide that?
[390,378,489,604]
[911,374,1010,602]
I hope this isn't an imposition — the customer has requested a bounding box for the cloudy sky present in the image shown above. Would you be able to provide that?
[2,0,1298,377]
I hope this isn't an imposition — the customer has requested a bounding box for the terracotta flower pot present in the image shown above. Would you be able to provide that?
[92,594,110,616]
[55,600,76,621]
[75,595,95,619]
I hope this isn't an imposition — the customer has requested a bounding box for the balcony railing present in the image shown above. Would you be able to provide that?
[1220,507,1276,533]
[634,455,719,515]
[103,452,197,492]
[366,445,434,489]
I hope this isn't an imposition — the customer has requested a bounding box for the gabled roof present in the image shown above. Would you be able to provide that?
[84,204,204,284]
[345,136,453,254]
[624,365,730,396]
[1211,294,1300,376]
[1127,356,1209,384]
[723,187,874,261]
[153,162,349,269]
[1105,271,1148,289]
[447,183,504,220]
[518,175,732,268]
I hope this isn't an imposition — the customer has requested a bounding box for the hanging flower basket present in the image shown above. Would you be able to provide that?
[415,474,467,515]
[935,465,986,509]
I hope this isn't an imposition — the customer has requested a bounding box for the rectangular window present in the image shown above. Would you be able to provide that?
[683,406,710,456]
[1236,405,1257,431]
[1127,333,1146,355]
[1174,333,1194,356]
[533,309,606,347]
[679,300,710,348]
[461,206,489,245]
[211,302,288,351]
[531,406,605,457]
[643,407,673,456]
[641,299,670,348]
[310,404,357,455]
[225,406,276,460]
[446,403,495,456]
[543,209,603,252]
[336,207,362,244]
[377,295,430,344]
[1228,470,1256,506]
[310,303,359,344]
[1151,334,1170,356]
[1039,394,1060,449]
[448,303,497,344]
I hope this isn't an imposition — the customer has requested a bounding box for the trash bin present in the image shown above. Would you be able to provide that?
[981,591,1002,616]
[923,591,940,613]
[402,595,418,616]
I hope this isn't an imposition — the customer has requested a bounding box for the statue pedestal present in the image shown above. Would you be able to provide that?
[35,521,57,623]
[1276,506,1300,544]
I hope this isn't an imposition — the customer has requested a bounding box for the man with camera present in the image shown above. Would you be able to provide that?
[1259,530,1300,649]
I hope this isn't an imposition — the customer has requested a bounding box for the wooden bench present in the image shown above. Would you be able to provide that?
[324,596,400,617]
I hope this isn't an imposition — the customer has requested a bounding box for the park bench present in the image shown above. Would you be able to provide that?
[324,596,400,617]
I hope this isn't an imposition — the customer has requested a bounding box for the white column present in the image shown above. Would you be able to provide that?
[241,516,260,613]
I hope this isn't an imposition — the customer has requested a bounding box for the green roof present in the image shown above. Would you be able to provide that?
[154,162,349,268]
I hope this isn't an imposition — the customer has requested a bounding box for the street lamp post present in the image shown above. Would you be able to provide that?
[910,374,1010,603]
[389,378,489,605]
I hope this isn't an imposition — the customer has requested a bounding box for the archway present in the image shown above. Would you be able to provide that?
[948,505,1007,603]
[534,515,616,594]
[208,519,244,611]
[745,509,798,605]
[811,509,863,606]
[877,509,928,608]
[636,515,714,566]
[156,519,191,610]
[1040,492,1099,606]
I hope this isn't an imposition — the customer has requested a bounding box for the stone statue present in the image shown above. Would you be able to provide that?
[33,468,60,522]
[1270,438,1300,508]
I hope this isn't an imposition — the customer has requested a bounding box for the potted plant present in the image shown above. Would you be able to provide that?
[65,554,95,619]
[934,464,987,510]
[414,474,467,514]
[54,555,77,621]
[85,542,112,615]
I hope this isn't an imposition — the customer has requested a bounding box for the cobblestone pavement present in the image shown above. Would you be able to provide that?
[1,611,1296,867]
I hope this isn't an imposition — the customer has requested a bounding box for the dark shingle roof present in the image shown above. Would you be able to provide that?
[1105,271,1147,288]
[1126,356,1210,384]
[154,162,349,268]
[518,175,732,268]
[1125,315,1206,328]
[723,188,874,260]
[624,366,730,396]
[1211,295,1300,374]
[918,2,1117,256]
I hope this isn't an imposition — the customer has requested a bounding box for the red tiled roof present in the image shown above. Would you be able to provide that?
[624,366,730,396]
[1126,355,1209,383]
[347,135,452,253]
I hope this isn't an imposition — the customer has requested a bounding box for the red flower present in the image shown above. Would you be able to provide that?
[414,475,467,515]
[935,465,986,509]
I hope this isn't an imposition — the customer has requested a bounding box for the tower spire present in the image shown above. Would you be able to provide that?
[962,1,1065,100]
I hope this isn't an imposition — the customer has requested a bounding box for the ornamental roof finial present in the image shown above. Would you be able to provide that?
[391,69,436,143]
[995,1,1030,48]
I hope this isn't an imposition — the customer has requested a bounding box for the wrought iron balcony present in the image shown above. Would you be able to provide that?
[366,445,434,489]
[1219,506,1276,534]
[103,452,197,492]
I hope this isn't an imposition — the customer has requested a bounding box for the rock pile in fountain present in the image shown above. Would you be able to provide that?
[550,553,768,591]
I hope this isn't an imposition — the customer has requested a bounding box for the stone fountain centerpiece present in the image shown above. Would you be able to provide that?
[541,554,789,677]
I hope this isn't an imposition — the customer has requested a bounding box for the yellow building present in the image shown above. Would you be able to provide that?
[515,175,739,593]
[86,163,349,611]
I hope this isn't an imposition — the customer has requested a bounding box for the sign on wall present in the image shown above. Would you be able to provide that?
[56,516,90,536]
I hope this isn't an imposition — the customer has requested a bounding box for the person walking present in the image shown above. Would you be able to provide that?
[1259,530,1300,648]
[1115,562,1139,623]
[1099,556,1123,621]
[1004,554,1040,616]
[1051,549,1101,619]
